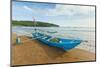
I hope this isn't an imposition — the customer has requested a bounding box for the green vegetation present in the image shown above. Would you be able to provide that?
[12,20,59,27]
[49,38,60,43]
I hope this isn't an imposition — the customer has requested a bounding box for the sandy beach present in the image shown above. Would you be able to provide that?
[12,33,95,66]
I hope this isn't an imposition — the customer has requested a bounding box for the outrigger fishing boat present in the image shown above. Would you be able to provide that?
[32,32,82,51]
[32,17,82,51]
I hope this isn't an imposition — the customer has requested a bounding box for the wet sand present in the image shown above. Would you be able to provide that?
[12,33,95,66]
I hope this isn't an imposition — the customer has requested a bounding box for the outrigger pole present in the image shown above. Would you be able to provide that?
[33,17,36,31]
[32,17,38,39]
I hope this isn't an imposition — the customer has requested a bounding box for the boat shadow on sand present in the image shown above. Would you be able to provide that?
[34,39,68,60]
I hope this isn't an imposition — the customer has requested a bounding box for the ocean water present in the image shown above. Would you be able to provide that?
[12,26,95,53]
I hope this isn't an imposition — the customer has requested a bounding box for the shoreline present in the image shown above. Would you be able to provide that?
[12,33,95,66]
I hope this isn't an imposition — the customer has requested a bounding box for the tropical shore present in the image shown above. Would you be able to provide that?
[12,33,95,66]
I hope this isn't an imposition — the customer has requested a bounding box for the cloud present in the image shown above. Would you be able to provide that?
[49,18,95,27]
[46,4,95,17]
[23,4,95,19]
[23,6,35,12]
[23,5,50,16]
[46,5,75,16]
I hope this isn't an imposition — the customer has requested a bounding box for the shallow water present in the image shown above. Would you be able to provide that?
[12,26,95,53]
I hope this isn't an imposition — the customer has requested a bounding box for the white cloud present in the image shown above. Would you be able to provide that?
[23,4,95,18]
[50,18,95,27]
[46,4,95,17]
[23,5,50,16]
[23,6,35,12]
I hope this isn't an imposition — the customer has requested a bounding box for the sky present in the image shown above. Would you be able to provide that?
[12,1,95,27]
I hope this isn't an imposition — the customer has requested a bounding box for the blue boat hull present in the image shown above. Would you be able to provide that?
[32,33,81,51]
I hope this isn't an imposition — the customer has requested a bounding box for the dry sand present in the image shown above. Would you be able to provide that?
[12,33,95,66]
